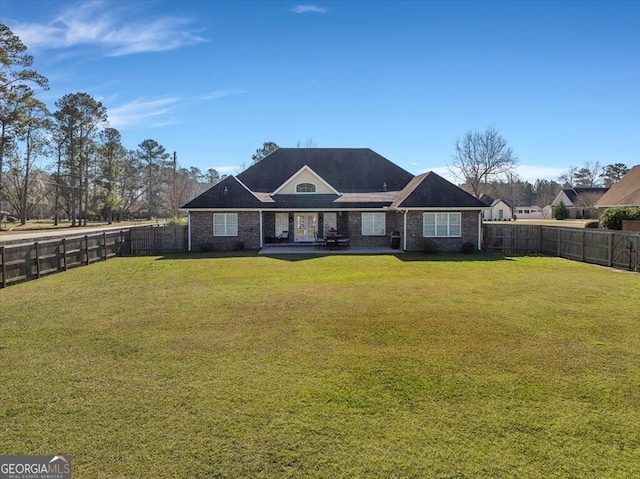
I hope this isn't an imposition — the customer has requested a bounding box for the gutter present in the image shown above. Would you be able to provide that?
[188,212,192,252]
[403,210,408,251]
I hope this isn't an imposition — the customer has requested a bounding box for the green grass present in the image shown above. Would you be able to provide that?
[1,253,639,478]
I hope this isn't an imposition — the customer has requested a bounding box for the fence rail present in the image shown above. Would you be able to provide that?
[484,224,639,272]
[0,225,188,288]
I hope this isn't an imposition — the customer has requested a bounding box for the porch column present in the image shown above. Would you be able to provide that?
[477,211,482,251]
[259,210,264,248]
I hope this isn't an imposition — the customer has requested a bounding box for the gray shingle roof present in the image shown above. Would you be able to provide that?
[391,172,486,209]
[236,148,413,193]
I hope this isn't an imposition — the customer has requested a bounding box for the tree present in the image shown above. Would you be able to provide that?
[558,166,578,188]
[553,201,570,220]
[53,92,107,226]
[136,139,171,218]
[96,128,126,224]
[600,163,629,187]
[0,24,49,224]
[574,160,602,187]
[251,141,279,164]
[6,96,51,224]
[449,126,517,198]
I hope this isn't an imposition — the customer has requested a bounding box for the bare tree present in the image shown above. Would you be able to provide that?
[574,160,602,187]
[449,126,517,198]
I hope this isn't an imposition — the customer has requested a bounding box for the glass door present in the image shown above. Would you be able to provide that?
[294,213,317,242]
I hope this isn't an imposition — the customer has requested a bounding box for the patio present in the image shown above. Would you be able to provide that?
[259,244,403,255]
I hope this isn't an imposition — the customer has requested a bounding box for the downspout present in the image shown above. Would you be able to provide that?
[188,211,192,252]
[477,211,482,251]
[259,210,263,248]
[403,210,408,251]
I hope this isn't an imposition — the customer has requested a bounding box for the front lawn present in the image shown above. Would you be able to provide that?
[1,253,638,478]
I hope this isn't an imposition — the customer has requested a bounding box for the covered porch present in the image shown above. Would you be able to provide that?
[259,244,402,255]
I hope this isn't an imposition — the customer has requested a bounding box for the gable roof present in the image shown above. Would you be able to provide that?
[182,175,266,209]
[391,172,486,209]
[552,187,609,207]
[236,148,414,193]
[595,165,640,207]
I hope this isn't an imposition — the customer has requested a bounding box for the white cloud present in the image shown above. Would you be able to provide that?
[107,97,178,129]
[291,5,328,14]
[10,0,206,56]
[199,89,245,101]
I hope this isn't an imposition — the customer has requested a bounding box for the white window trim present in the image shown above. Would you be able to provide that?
[361,212,386,236]
[295,182,317,194]
[423,212,461,238]
[213,213,238,237]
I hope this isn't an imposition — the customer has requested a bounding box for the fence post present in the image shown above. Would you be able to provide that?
[35,242,41,279]
[608,233,614,267]
[557,228,561,257]
[85,235,90,265]
[1,246,5,288]
[581,230,586,262]
[103,232,108,260]
[62,238,68,271]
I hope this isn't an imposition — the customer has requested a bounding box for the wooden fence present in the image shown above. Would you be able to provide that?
[129,225,188,254]
[484,224,639,272]
[0,225,188,288]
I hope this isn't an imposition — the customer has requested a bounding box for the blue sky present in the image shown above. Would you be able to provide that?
[2,0,639,182]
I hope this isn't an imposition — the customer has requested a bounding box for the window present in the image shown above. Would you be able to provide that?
[323,212,337,235]
[213,213,238,236]
[361,212,386,236]
[296,182,316,193]
[275,213,288,237]
[423,213,461,237]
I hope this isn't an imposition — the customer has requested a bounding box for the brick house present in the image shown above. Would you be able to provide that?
[182,148,486,252]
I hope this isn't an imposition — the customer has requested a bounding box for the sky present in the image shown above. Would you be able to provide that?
[1,0,639,183]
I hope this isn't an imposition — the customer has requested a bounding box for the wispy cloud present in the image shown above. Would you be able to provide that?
[10,0,206,56]
[107,97,178,129]
[199,89,245,101]
[291,5,328,14]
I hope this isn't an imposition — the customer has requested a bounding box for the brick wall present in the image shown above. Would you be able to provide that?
[404,210,480,252]
[190,211,261,251]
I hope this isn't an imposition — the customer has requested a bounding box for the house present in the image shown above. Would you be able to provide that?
[514,206,546,219]
[551,187,609,219]
[479,195,513,221]
[595,165,640,208]
[182,148,486,252]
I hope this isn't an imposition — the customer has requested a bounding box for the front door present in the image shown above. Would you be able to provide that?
[294,213,317,242]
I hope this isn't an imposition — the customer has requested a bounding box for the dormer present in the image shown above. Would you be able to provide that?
[272,165,340,195]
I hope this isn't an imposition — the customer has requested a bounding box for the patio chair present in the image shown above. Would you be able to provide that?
[337,237,350,249]
[315,233,327,250]
[277,231,288,243]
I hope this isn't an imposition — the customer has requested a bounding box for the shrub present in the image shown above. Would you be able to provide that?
[460,241,475,254]
[422,239,438,254]
[166,216,188,226]
[600,206,640,230]
[232,240,245,251]
[553,201,570,220]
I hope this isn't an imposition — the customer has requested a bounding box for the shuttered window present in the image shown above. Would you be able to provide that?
[423,213,461,237]
[213,213,238,236]
[361,212,386,236]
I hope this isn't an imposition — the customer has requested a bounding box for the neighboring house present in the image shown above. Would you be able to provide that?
[514,206,546,219]
[551,187,609,219]
[595,165,640,208]
[182,148,486,252]
[480,195,513,221]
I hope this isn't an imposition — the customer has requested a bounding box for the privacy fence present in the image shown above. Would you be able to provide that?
[0,225,188,288]
[483,224,640,272]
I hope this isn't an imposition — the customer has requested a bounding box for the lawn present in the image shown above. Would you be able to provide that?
[1,253,639,478]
